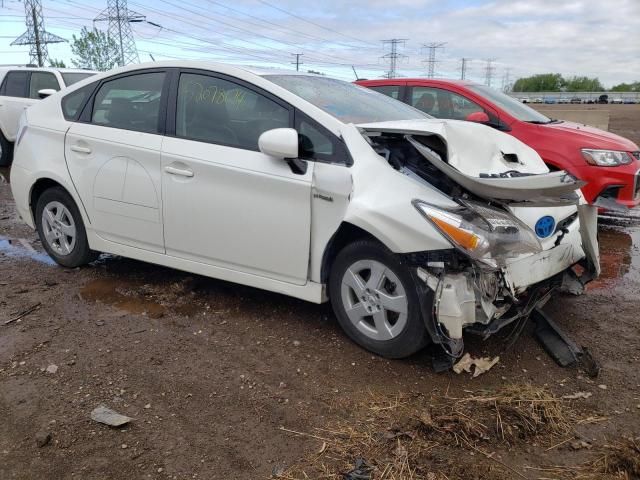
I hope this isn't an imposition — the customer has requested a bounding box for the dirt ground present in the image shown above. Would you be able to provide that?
[1,106,640,480]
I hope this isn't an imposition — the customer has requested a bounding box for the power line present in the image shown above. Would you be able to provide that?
[255,0,379,50]
[484,58,497,87]
[291,53,303,71]
[94,0,145,66]
[381,39,407,79]
[11,0,67,67]
[422,42,446,78]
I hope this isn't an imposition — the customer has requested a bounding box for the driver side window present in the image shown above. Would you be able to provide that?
[410,86,484,120]
[176,73,289,150]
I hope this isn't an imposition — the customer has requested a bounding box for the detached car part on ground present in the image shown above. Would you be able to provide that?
[10,63,599,360]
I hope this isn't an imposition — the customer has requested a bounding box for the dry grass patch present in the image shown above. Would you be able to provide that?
[277,385,577,480]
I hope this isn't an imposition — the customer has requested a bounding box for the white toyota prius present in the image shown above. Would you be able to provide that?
[10,61,599,359]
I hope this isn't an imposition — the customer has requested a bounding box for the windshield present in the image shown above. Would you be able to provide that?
[61,72,96,86]
[467,84,552,123]
[264,75,429,124]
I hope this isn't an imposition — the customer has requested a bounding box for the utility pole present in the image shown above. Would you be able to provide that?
[291,53,303,71]
[422,42,446,78]
[484,58,497,87]
[380,39,407,79]
[460,57,470,80]
[11,0,66,67]
[94,0,145,66]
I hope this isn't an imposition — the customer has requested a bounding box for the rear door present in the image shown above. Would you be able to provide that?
[64,69,169,253]
[0,70,32,141]
[161,70,313,285]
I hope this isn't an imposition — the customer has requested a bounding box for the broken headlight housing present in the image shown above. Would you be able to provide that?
[413,200,542,268]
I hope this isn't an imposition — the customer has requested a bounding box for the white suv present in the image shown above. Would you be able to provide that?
[0,67,96,165]
[10,62,600,359]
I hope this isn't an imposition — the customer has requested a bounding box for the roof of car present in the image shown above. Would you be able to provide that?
[0,66,97,74]
[356,78,479,87]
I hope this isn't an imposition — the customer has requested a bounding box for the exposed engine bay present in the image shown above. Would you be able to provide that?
[365,131,599,358]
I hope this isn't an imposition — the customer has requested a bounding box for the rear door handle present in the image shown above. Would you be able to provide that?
[164,165,194,177]
[70,145,91,154]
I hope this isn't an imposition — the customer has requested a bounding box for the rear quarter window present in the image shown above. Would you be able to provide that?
[61,83,96,121]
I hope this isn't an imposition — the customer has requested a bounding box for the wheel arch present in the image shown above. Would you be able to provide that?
[320,222,388,289]
[30,178,76,223]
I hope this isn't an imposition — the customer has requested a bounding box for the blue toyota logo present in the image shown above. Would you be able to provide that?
[535,216,556,238]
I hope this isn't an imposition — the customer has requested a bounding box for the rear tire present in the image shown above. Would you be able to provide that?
[329,240,429,358]
[0,131,13,167]
[35,187,98,267]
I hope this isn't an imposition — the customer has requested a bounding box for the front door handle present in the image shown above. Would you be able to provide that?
[70,145,91,154]
[164,165,194,177]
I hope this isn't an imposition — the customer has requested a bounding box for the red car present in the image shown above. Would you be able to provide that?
[356,79,640,208]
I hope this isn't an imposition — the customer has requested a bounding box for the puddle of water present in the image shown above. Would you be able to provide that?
[0,236,56,266]
[81,276,204,318]
[588,226,640,290]
[81,278,167,318]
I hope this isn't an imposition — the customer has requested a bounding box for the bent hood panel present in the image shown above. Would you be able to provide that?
[357,119,550,177]
[358,119,584,203]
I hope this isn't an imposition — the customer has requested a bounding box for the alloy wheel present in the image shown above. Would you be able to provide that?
[340,259,408,341]
[41,201,77,256]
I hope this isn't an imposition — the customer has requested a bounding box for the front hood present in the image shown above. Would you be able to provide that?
[542,120,639,151]
[357,119,584,203]
[357,119,549,177]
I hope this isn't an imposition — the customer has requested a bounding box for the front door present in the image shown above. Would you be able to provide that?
[161,71,312,285]
[0,71,34,141]
[64,70,168,253]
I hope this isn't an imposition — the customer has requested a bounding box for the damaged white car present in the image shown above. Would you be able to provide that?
[10,62,599,358]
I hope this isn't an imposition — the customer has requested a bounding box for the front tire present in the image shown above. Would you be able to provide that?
[0,131,13,167]
[35,187,98,267]
[329,240,429,358]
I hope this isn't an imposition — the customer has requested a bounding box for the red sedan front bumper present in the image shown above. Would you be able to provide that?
[573,159,640,209]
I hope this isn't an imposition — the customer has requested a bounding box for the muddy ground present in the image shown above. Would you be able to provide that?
[1,106,640,480]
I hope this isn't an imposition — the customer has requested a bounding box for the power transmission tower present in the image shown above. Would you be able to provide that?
[501,67,512,92]
[484,58,497,87]
[11,0,66,67]
[94,0,145,66]
[460,57,470,80]
[380,39,407,79]
[291,53,303,71]
[422,42,446,78]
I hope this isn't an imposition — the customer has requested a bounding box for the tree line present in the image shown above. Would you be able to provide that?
[512,73,639,92]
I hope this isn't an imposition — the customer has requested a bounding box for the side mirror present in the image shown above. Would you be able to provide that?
[38,88,57,99]
[466,111,490,123]
[258,128,299,160]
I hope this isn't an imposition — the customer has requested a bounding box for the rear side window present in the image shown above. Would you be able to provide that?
[1,71,28,98]
[91,72,165,134]
[29,72,60,99]
[62,83,96,121]
[368,84,403,100]
[176,73,290,150]
[61,72,95,86]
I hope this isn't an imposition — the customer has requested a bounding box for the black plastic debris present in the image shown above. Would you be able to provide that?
[343,457,372,480]
[532,308,600,378]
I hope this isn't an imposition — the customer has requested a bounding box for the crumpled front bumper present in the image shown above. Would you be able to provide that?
[415,205,600,356]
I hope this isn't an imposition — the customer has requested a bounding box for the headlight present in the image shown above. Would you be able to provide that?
[581,149,632,166]
[413,200,542,268]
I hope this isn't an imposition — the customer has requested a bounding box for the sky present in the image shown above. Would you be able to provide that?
[1,0,639,88]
